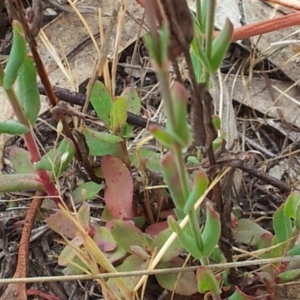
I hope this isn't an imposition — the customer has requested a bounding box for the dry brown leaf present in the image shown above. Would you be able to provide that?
[228,74,300,140]
[242,0,300,83]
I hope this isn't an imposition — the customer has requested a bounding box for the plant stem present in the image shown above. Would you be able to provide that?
[173,146,206,260]
[158,71,206,265]
[156,69,176,132]
[231,11,300,42]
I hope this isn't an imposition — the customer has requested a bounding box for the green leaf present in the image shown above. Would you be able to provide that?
[190,48,203,83]
[0,120,29,134]
[150,125,185,150]
[200,0,209,34]
[277,269,300,283]
[143,24,169,68]
[257,232,273,259]
[71,182,104,205]
[212,115,221,131]
[168,216,202,259]
[93,226,117,252]
[284,192,300,219]
[270,235,285,258]
[204,0,216,59]
[130,148,161,173]
[35,138,75,177]
[110,219,151,255]
[17,56,40,124]
[295,210,300,230]
[156,258,198,296]
[233,218,270,246]
[130,245,151,260]
[273,203,292,243]
[111,97,127,133]
[210,247,226,264]
[90,81,112,127]
[201,202,221,257]
[82,127,123,159]
[62,254,89,275]
[107,255,147,295]
[171,81,191,148]
[0,173,44,192]
[152,228,183,262]
[210,19,233,72]
[9,147,36,174]
[3,21,27,89]
[121,87,141,115]
[196,266,221,294]
[190,26,212,77]
[212,132,226,151]
[184,170,209,213]
[161,152,187,210]
[287,243,300,256]
[77,203,91,231]
[229,287,254,300]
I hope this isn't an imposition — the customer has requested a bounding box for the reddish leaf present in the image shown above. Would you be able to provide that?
[102,156,135,219]
[145,221,169,235]
[46,211,77,239]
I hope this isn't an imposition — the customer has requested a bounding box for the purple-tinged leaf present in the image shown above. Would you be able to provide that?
[46,210,77,239]
[93,226,117,252]
[102,156,135,219]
